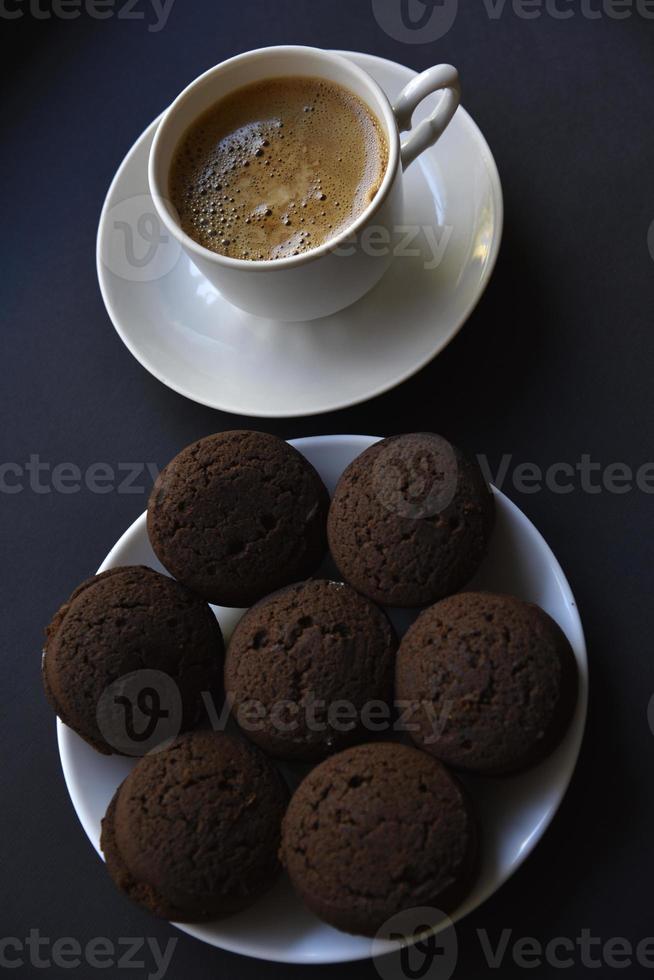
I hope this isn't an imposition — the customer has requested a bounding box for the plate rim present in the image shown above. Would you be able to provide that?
[57,434,587,965]
[95,51,505,418]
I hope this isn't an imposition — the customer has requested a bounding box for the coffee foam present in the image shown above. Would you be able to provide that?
[169,77,389,261]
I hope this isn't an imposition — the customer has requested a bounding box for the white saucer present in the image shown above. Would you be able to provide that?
[97,53,503,417]
[57,435,587,965]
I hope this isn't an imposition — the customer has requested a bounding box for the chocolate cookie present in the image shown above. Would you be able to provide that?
[43,566,223,755]
[395,592,579,774]
[101,731,288,921]
[225,579,397,761]
[327,433,495,608]
[147,430,330,607]
[281,742,477,936]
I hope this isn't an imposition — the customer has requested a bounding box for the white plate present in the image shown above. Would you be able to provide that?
[96,53,503,417]
[58,435,587,964]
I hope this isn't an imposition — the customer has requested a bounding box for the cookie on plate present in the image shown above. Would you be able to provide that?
[43,565,223,755]
[280,742,477,936]
[395,592,579,774]
[327,433,494,607]
[101,731,288,921]
[147,430,330,607]
[225,579,397,761]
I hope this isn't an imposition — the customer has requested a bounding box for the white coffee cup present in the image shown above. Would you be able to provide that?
[149,45,460,322]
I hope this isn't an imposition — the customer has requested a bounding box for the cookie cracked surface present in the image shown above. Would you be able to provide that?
[280,742,477,936]
[396,592,579,774]
[327,434,495,608]
[101,731,289,921]
[225,579,397,761]
[147,431,330,607]
[43,565,224,755]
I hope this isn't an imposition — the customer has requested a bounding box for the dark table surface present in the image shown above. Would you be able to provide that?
[2,1,653,977]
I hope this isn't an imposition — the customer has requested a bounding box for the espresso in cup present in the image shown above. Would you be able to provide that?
[169,76,389,261]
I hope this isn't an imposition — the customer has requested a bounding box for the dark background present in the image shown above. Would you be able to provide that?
[2,0,653,977]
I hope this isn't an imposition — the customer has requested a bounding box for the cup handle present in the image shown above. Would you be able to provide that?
[393,64,461,170]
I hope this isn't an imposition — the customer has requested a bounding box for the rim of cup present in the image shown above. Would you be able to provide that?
[148,45,401,273]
